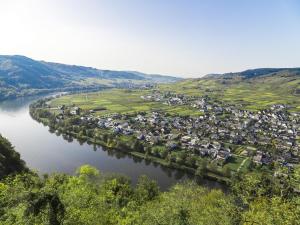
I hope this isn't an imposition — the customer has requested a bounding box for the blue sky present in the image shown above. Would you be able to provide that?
[0,0,299,77]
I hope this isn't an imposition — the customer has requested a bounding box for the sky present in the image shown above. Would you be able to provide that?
[0,0,299,77]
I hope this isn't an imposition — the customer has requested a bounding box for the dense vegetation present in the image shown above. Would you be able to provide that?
[1,163,300,224]
[30,68,300,183]
[1,65,300,224]
[0,135,27,179]
[0,130,299,224]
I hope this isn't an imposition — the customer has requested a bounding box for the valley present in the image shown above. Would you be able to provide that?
[1,67,300,225]
[1,1,300,223]
[0,55,180,101]
[30,69,300,187]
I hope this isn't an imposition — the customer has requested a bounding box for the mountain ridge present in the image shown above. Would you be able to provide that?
[204,67,300,79]
[0,55,181,100]
[0,55,181,82]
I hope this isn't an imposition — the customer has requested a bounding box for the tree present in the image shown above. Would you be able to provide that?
[195,159,208,178]
[185,156,196,168]
[132,140,144,152]
[242,196,300,225]
[134,175,159,203]
[136,182,237,225]
[231,171,295,206]
[25,191,65,225]
[0,135,27,179]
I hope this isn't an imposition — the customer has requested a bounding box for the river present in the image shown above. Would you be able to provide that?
[0,95,225,190]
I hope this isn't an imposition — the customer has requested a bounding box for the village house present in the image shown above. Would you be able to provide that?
[70,107,80,115]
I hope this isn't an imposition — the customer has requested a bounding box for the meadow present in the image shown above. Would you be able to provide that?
[50,72,300,115]
[160,75,300,112]
[46,74,299,181]
[50,89,204,116]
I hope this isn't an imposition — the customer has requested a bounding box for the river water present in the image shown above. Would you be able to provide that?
[0,95,225,190]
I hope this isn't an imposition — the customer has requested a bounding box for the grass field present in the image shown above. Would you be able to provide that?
[224,156,250,173]
[49,72,300,118]
[50,89,204,116]
[160,75,300,112]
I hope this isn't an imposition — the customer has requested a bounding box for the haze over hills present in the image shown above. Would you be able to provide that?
[205,67,300,95]
[160,67,300,112]
[204,67,300,79]
[0,55,181,100]
[0,54,299,102]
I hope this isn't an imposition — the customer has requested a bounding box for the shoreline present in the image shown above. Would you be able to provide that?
[29,106,231,186]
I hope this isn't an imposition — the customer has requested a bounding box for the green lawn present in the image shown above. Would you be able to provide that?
[49,89,204,116]
[223,155,248,172]
[50,72,300,115]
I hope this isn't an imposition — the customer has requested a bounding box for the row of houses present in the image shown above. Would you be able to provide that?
[56,98,299,166]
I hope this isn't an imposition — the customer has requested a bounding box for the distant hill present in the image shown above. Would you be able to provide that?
[162,67,300,112]
[204,68,300,79]
[0,55,181,100]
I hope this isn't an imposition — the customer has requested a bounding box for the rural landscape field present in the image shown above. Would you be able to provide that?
[30,68,299,183]
[1,1,300,224]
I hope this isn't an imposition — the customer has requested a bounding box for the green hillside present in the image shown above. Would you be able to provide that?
[50,68,300,113]
[1,164,299,225]
[161,68,300,111]
[34,69,300,185]
[7,68,300,224]
[0,55,181,101]
[0,135,27,179]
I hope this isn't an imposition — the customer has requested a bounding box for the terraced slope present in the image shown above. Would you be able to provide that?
[161,68,300,111]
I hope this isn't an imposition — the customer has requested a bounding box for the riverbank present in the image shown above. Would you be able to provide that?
[2,95,222,190]
[30,101,231,185]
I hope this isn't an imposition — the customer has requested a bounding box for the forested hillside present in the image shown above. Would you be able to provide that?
[0,164,300,225]
[0,135,27,179]
[0,136,300,224]
[0,55,180,101]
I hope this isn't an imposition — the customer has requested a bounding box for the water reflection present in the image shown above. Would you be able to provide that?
[0,94,50,112]
[0,95,226,191]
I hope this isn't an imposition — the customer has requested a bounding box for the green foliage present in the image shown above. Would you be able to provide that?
[49,89,204,117]
[136,182,238,225]
[0,135,27,179]
[231,172,295,206]
[134,175,159,203]
[76,164,100,179]
[195,158,208,178]
[242,197,300,225]
[0,165,299,225]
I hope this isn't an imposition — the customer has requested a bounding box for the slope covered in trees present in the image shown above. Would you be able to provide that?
[0,135,299,224]
[0,164,300,225]
[0,134,27,179]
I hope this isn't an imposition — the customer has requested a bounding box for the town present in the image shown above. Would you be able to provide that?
[30,89,300,180]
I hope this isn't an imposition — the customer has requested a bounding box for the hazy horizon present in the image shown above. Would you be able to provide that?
[1,0,300,77]
[3,54,300,79]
